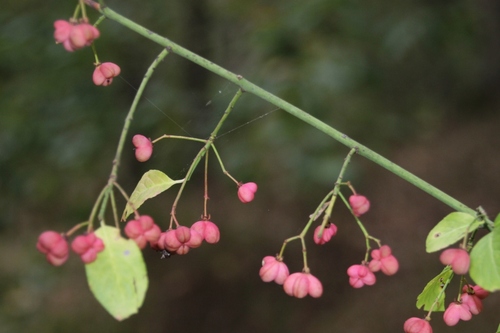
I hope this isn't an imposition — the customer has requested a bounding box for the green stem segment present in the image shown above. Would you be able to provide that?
[168,89,244,227]
[91,4,476,216]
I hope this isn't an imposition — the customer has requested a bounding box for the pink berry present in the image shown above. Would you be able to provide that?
[440,248,470,275]
[53,20,72,44]
[93,62,121,86]
[71,233,105,264]
[347,264,376,288]
[460,293,482,315]
[125,215,161,249]
[462,284,489,299]
[162,229,182,252]
[443,302,472,326]
[238,182,258,203]
[313,224,338,245]
[190,220,220,244]
[283,272,323,298]
[36,231,69,266]
[203,221,220,244]
[403,317,433,333]
[259,256,290,285]
[132,134,153,162]
[368,245,399,275]
[349,194,370,216]
[69,23,99,49]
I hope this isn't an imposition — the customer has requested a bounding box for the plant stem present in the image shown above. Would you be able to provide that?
[107,48,169,186]
[95,4,476,216]
[168,89,244,226]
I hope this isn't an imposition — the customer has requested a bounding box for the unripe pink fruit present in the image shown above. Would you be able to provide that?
[460,293,482,315]
[368,245,399,275]
[190,220,220,244]
[347,264,376,288]
[313,224,338,245]
[403,317,433,333]
[163,229,182,251]
[259,256,289,284]
[238,182,258,203]
[36,231,69,266]
[69,23,99,49]
[443,302,472,326]
[440,248,470,275]
[71,233,105,264]
[54,20,72,44]
[462,284,489,299]
[132,134,153,162]
[283,272,323,298]
[348,194,370,216]
[93,62,121,86]
[125,215,161,249]
[53,20,99,52]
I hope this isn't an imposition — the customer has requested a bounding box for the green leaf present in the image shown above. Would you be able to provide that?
[416,266,453,311]
[426,212,482,253]
[494,213,500,228]
[85,225,148,321]
[121,170,183,220]
[469,228,500,292]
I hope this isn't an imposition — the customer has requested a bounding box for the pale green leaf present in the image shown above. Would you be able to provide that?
[426,212,482,253]
[494,213,500,228]
[85,225,148,321]
[469,228,500,292]
[416,266,453,311]
[121,170,183,220]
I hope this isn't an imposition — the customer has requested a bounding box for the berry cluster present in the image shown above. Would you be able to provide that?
[150,221,220,256]
[53,19,120,86]
[403,245,488,332]
[259,189,399,299]
[71,233,105,263]
[347,245,399,288]
[36,230,105,266]
[124,215,161,249]
[259,256,323,298]
[54,20,99,52]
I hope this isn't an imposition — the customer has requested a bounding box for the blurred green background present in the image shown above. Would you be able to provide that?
[2,0,500,332]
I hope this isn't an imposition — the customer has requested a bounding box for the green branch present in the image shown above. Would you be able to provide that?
[95,4,475,216]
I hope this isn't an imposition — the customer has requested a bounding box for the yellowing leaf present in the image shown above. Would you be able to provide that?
[121,170,183,220]
[85,225,148,321]
[416,266,453,311]
[426,212,482,253]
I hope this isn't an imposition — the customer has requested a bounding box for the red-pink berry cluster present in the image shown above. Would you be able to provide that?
[238,182,257,203]
[93,62,121,87]
[71,233,105,263]
[124,215,161,249]
[347,245,399,288]
[54,20,100,52]
[443,285,489,326]
[36,230,105,266]
[348,194,370,217]
[259,256,323,298]
[152,221,220,255]
[132,134,153,162]
[313,223,337,245]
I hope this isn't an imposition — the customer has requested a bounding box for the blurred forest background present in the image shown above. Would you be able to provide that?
[1,0,500,332]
